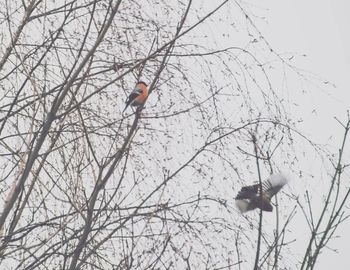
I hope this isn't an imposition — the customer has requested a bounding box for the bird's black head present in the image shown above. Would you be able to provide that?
[137,81,148,87]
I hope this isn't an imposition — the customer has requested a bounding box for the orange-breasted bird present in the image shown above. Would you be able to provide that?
[123,81,149,112]
[235,173,289,213]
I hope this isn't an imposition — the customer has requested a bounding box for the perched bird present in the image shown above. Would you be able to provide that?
[123,81,149,112]
[235,173,289,213]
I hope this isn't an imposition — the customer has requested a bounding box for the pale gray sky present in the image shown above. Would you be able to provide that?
[263,0,350,269]
[266,0,350,140]
[1,1,349,269]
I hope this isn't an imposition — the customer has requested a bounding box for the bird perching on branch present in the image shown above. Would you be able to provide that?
[235,173,289,213]
[123,81,149,113]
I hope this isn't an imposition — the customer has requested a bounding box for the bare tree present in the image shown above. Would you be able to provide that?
[0,0,349,269]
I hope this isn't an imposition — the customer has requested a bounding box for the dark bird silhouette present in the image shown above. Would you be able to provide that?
[235,173,289,213]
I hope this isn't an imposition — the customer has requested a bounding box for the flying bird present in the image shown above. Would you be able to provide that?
[235,173,289,213]
[123,81,149,112]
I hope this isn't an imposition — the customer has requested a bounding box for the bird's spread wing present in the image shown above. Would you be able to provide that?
[236,173,289,200]
[236,184,259,200]
[262,173,289,199]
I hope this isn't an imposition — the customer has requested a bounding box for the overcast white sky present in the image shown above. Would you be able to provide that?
[266,0,350,140]
[262,0,350,269]
[1,1,349,269]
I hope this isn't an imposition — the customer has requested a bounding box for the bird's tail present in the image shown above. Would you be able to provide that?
[123,101,130,113]
[122,105,128,113]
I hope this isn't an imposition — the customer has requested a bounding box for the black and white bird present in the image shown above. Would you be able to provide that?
[235,173,289,213]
